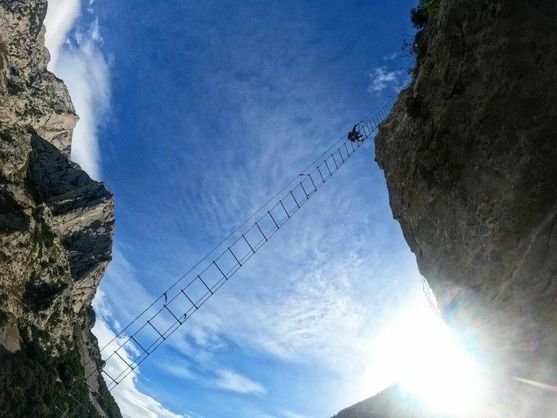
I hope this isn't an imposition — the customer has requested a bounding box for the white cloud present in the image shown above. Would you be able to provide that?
[92,250,194,417]
[382,52,399,61]
[91,287,112,324]
[45,2,110,179]
[368,66,405,93]
[93,148,421,411]
[210,256,370,365]
[93,319,190,418]
[212,369,266,396]
[158,361,197,381]
[44,0,81,68]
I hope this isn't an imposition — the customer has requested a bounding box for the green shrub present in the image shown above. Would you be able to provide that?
[411,0,440,28]
[0,340,121,418]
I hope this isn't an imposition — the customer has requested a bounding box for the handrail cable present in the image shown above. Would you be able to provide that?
[74,97,397,399]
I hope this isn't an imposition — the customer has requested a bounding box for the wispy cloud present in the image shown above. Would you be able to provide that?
[45,1,110,179]
[83,6,423,416]
[93,251,194,416]
[207,256,370,364]
[96,188,402,410]
[382,52,400,61]
[44,0,81,67]
[212,369,266,396]
[368,66,406,93]
[92,318,190,418]
[94,104,419,412]
[161,363,197,381]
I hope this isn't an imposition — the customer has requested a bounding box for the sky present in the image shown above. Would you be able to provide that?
[40,1,464,417]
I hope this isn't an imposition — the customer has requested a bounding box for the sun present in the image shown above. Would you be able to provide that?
[368,293,486,416]
[398,310,485,415]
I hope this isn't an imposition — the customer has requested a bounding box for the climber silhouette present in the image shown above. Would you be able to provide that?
[347,124,364,143]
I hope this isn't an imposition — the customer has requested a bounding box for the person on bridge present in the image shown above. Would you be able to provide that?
[347,124,364,143]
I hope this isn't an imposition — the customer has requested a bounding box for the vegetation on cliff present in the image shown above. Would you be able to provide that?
[411,0,440,28]
[0,0,119,415]
[0,338,120,418]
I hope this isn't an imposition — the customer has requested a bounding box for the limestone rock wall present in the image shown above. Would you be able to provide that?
[0,0,119,416]
[0,0,76,155]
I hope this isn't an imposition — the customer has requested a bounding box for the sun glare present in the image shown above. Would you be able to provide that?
[400,312,484,414]
[372,294,486,416]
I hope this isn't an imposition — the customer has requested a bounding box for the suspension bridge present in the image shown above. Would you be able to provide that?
[59,97,395,415]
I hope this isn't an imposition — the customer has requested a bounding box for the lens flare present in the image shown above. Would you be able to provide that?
[371,296,486,416]
[399,315,484,414]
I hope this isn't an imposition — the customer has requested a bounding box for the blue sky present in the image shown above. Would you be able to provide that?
[43,1,443,417]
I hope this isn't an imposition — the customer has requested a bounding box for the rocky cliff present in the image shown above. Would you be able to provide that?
[337,0,557,416]
[0,0,120,416]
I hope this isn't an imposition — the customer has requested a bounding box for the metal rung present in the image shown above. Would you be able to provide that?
[337,148,345,163]
[228,247,242,266]
[268,211,279,229]
[317,166,326,182]
[164,304,183,324]
[360,122,369,137]
[147,320,166,340]
[115,350,134,370]
[344,143,350,157]
[290,190,300,208]
[102,369,118,384]
[181,289,198,309]
[300,181,309,199]
[366,121,374,134]
[197,275,213,294]
[324,159,332,176]
[331,153,339,169]
[213,260,227,280]
[308,174,317,192]
[131,336,148,354]
[279,200,290,218]
[242,234,255,253]
[256,222,268,241]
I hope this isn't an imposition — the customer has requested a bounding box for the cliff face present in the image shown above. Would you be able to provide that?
[338,0,557,416]
[0,1,120,416]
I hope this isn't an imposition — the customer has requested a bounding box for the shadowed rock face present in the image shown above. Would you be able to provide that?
[0,0,119,416]
[337,0,557,416]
